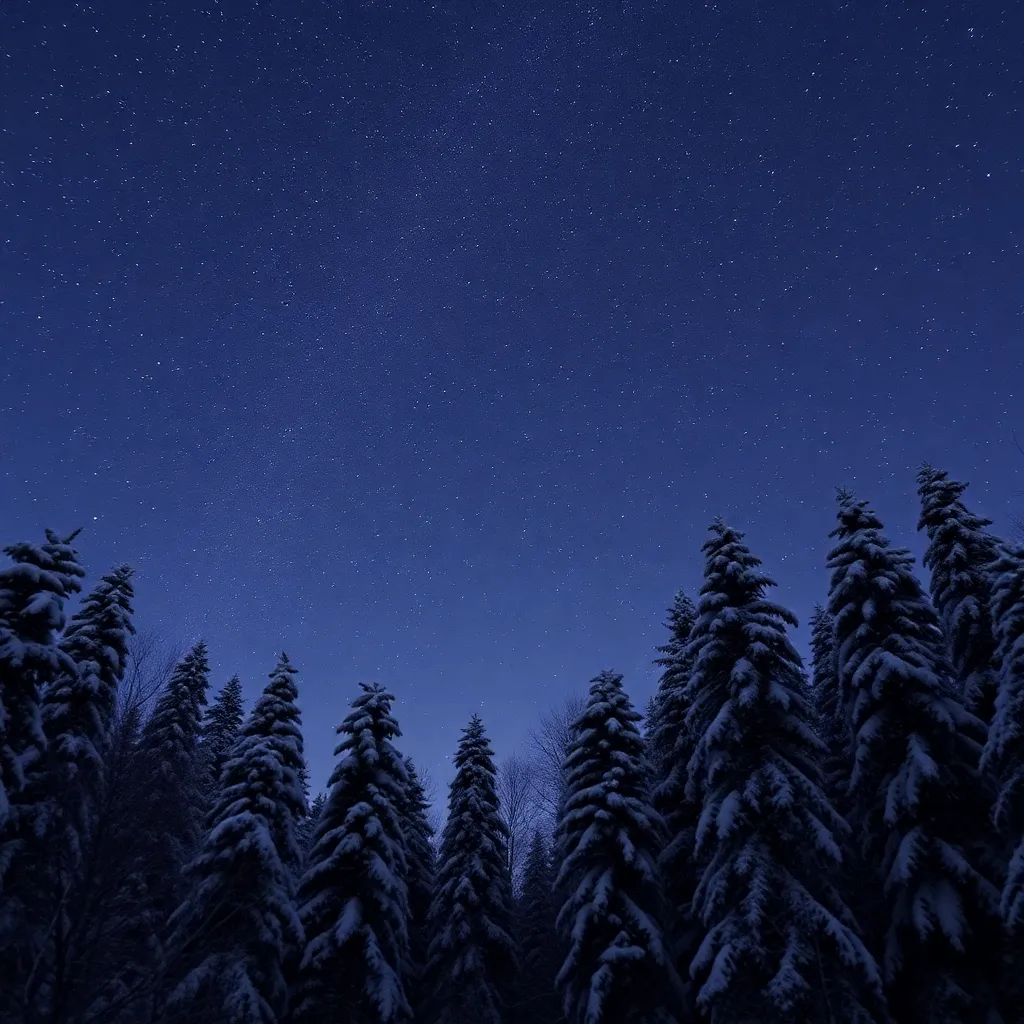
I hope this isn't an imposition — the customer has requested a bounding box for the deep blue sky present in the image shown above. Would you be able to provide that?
[2,0,1022,791]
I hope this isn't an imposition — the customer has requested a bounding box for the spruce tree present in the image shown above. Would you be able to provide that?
[294,683,412,1023]
[685,521,884,1024]
[512,831,560,1024]
[163,654,306,1023]
[398,757,435,1015]
[808,603,848,808]
[647,589,700,1017]
[827,492,1004,1023]
[296,792,325,868]
[202,673,245,787]
[982,541,1024,928]
[917,464,1002,722]
[426,714,516,1024]
[555,669,680,1024]
[0,530,85,848]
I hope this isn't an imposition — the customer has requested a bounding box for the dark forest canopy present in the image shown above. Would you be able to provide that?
[1,465,1023,1024]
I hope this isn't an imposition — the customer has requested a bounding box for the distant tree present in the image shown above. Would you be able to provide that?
[163,654,306,1023]
[426,715,516,1024]
[647,589,700,1016]
[827,491,1005,1022]
[498,752,540,885]
[294,684,411,1023]
[202,674,245,788]
[555,670,680,1024]
[296,792,325,868]
[917,464,1002,723]
[686,520,884,1024]
[510,831,561,1024]
[808,604,848,809]
[397,758,435,1015]
[982,541,1024,929]
[529,695,586,829]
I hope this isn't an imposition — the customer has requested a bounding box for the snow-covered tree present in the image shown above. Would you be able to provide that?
[827,492,1005,1022]
[982,541,1024,929]
[296,791,325,868]
[647,589,700,1015]
[511,831,561,1024]
[555,669,680,1024]
[163,654,306,1023]
[398,757,435,1014]
[426,714,516,1024]
[917,464,1002,722]
[202,673,245,787]
[294,683,411,1023]
[685,520,884,1023]
[808,603,848,808]
[0,530,85,849]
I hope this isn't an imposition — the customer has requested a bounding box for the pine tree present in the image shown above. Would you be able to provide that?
[426,715,516,1024]
[294,683,411,1023]
[0,530,85,848]
[398,757,435,1015]
[163,654,306,1023]
[982,541,1024,928]
[555,669,680,1024]
[511,831,561,1024]
[827,492,1004,1023]
[917,464,1002,722]
[808,604,848,807]
[296,792,325,868]
[685,520,884,1024]
[202,674,245,788]
[647,590,700,1018]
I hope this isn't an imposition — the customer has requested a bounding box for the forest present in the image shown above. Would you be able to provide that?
[0,463,1022,1024]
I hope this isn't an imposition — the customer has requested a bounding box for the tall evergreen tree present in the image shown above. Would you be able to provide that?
[917,464,1002,722]
[982,541,1024,929]
[0,530,85,850]
[555,669,679,1024]
[296,792,325,868]
[827,492,1004,1023]
[808,603,848,807]
[426,714,516,1024]
[294,683,411,1024]
[647,589,699,1018]
[511,831,561,1024]
[163,654,306,1024]
[685,521,884,1024]
[398,757,435,1015]
[202,674,245,787]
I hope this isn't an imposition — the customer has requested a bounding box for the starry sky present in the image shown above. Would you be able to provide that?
[2,0,1022,790]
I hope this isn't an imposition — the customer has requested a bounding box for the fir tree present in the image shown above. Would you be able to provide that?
[827,492,1004,1023]
[202,674,245,787]
[808,604,848,807]
[647,589,700,1017]
[982,541,1024,929]
[426,714,516,1024]
[0,530,85,848]
[163,655,306,1024]
[917,464,1002,722]
[398,757,435,1014]
[296,792,325,867]
[511,831,561,1024]
[685,521,884,1024]
[294,683,412,1024]
[555,670,680,1024]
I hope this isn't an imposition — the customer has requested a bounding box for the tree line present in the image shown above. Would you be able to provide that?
[1,463,1023,1023]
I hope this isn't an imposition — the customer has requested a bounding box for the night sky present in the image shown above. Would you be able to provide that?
[2,0,1022,790]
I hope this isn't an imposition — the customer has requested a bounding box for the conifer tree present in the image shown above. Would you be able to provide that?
[163,655,306,1023]
[0,530,85,848]
[808,604,847,807]
[647,589,700,1016]
[827,492,1004,1023]
[917,464,1002,722]
[398,757,435,1014]
[426,714,516,1024]
[296,792,325,867]
[685,520,884,1024]
[982,541,1024,929]
[511,831,561,1024]
[202,673,245,787]
[294,683,412,1024]
[555,669,680,1024]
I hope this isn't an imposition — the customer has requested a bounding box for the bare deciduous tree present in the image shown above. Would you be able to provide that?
[528,693,585,830]
[497,752,539,886]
